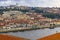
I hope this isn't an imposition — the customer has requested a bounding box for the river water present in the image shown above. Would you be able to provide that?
[1,27,60,40]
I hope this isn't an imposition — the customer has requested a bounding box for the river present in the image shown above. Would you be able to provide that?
[1,27,60,40]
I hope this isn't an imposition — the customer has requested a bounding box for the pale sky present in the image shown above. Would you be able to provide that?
[0,0,60,7]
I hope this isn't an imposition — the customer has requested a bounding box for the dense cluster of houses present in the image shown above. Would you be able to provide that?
[0,11,60,30]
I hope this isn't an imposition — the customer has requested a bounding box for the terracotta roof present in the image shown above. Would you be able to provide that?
[0,34,30,40]
[37,33,60,40]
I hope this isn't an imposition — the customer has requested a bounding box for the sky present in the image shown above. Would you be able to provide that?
[0,0,60,7]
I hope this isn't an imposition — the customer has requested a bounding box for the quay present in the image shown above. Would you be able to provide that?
[0,25,56,33]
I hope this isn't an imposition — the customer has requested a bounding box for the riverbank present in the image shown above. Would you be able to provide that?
[0,26,46,33]
[1,27,60,40]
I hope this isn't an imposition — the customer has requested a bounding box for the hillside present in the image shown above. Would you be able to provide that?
[0,6,60,19]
